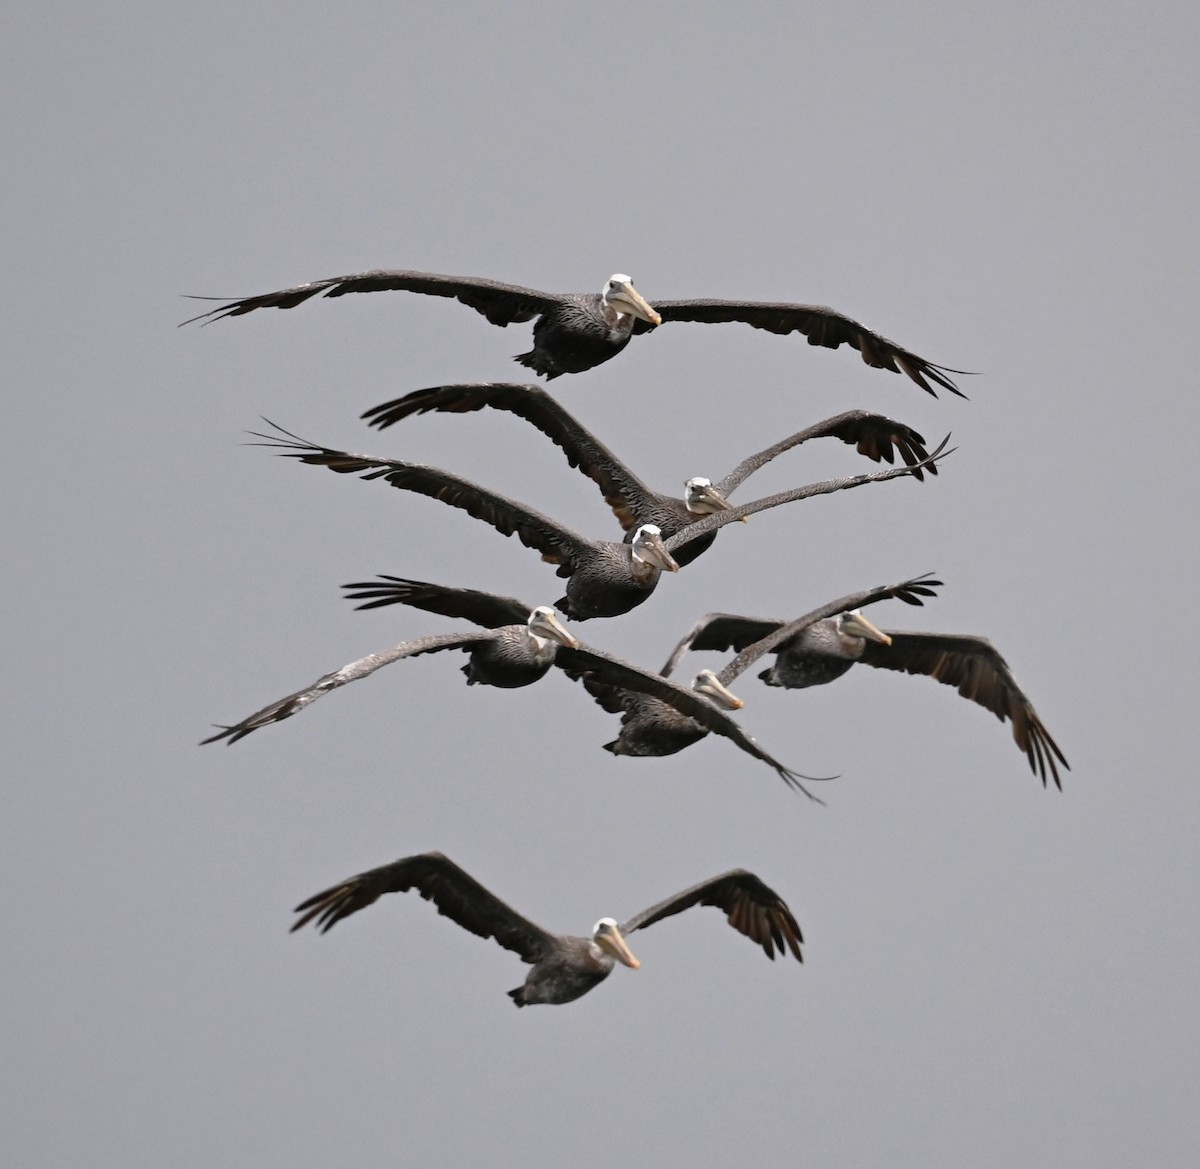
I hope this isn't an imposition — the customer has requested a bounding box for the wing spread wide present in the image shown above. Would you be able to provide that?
[361,382,664,533]
[201,631,489,744]
[621,870,803,962]
[291,851,556,963]
[715,409,936,495]
[659,615,785,677]
[250,423,588,572]
[859,632,1069,787]
[664,441,951,555]
[633,298,966,397]
[341,575,533,628]
[716,576,944,686]
[183,270,560,327]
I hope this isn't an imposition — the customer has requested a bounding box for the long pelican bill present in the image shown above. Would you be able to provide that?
[842,610,892,645]
[685,476,749,525]
[633,524,681,573]
[684,477,733,515]
[607,277,662,327]
[692,669,745,710]
[595,921,641,969]
[528,605,580,648]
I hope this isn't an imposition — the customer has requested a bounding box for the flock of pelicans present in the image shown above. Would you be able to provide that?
[193,267,1068,1008]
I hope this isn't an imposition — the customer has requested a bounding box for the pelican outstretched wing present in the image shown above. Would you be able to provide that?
[182,270,560,327]
[291,851,556,964]
[342,575,533,629]
[659,615,785,677]
[660,574,943,680]
[663,440,952,555]
[715,409,937,494]
[251,423,593,574]
[858,632,1070,788]
[621,870,803,962]
[361,382,662,534]
[201,630,494,744]
[634,298,967,397]
[715,575,944,686]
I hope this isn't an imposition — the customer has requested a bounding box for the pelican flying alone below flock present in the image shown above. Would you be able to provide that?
[252,422,948,620]
[361,383,938,566]
[291,851,803,1007]
[661,607,1069,788]
[183,268,966,394]
[201,591,813,789]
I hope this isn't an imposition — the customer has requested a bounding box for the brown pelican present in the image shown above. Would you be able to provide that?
[201,587,814,789]
[360,383,938,566]
[182,268,965,394]
[251,423,948,619]
[200,605,578,743]
[290,851,803,1007]
[652,437,948,562]
[253,423,679,620]
[564,576,943,764]
[660,606,1069,788]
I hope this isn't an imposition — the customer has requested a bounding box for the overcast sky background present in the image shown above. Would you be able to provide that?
[5,3,1198,1166]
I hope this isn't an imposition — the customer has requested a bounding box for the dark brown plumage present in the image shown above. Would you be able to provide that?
[661,609,1068,788]
[361,383,939,565]
[182,267,966,393]
[250,422,681,621]
[564,576,943,769]
[631,296,967,396]
[249,422,948,618]
[202,580,812,788]
[200,607,578,744]
[291,851,803,1007]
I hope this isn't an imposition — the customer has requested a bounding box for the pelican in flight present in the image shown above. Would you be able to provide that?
[251,422,949,619]
[183,268,965,394]
[202,605,578,747]
[660,606,1069,788]
[360,383,939,566]
[201,590,815,790]
[564,576,943,762]
[291,851,803,1007]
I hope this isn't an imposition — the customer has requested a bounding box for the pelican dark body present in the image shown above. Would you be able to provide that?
[291,852,803,1007]
[184,268,965,393]
[251,421,946,620]
[662,611,1069,788]
[564,576,943,774]
[362,383,940,567]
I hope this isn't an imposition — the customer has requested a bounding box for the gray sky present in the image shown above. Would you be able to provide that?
[5,2,1198,1166]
